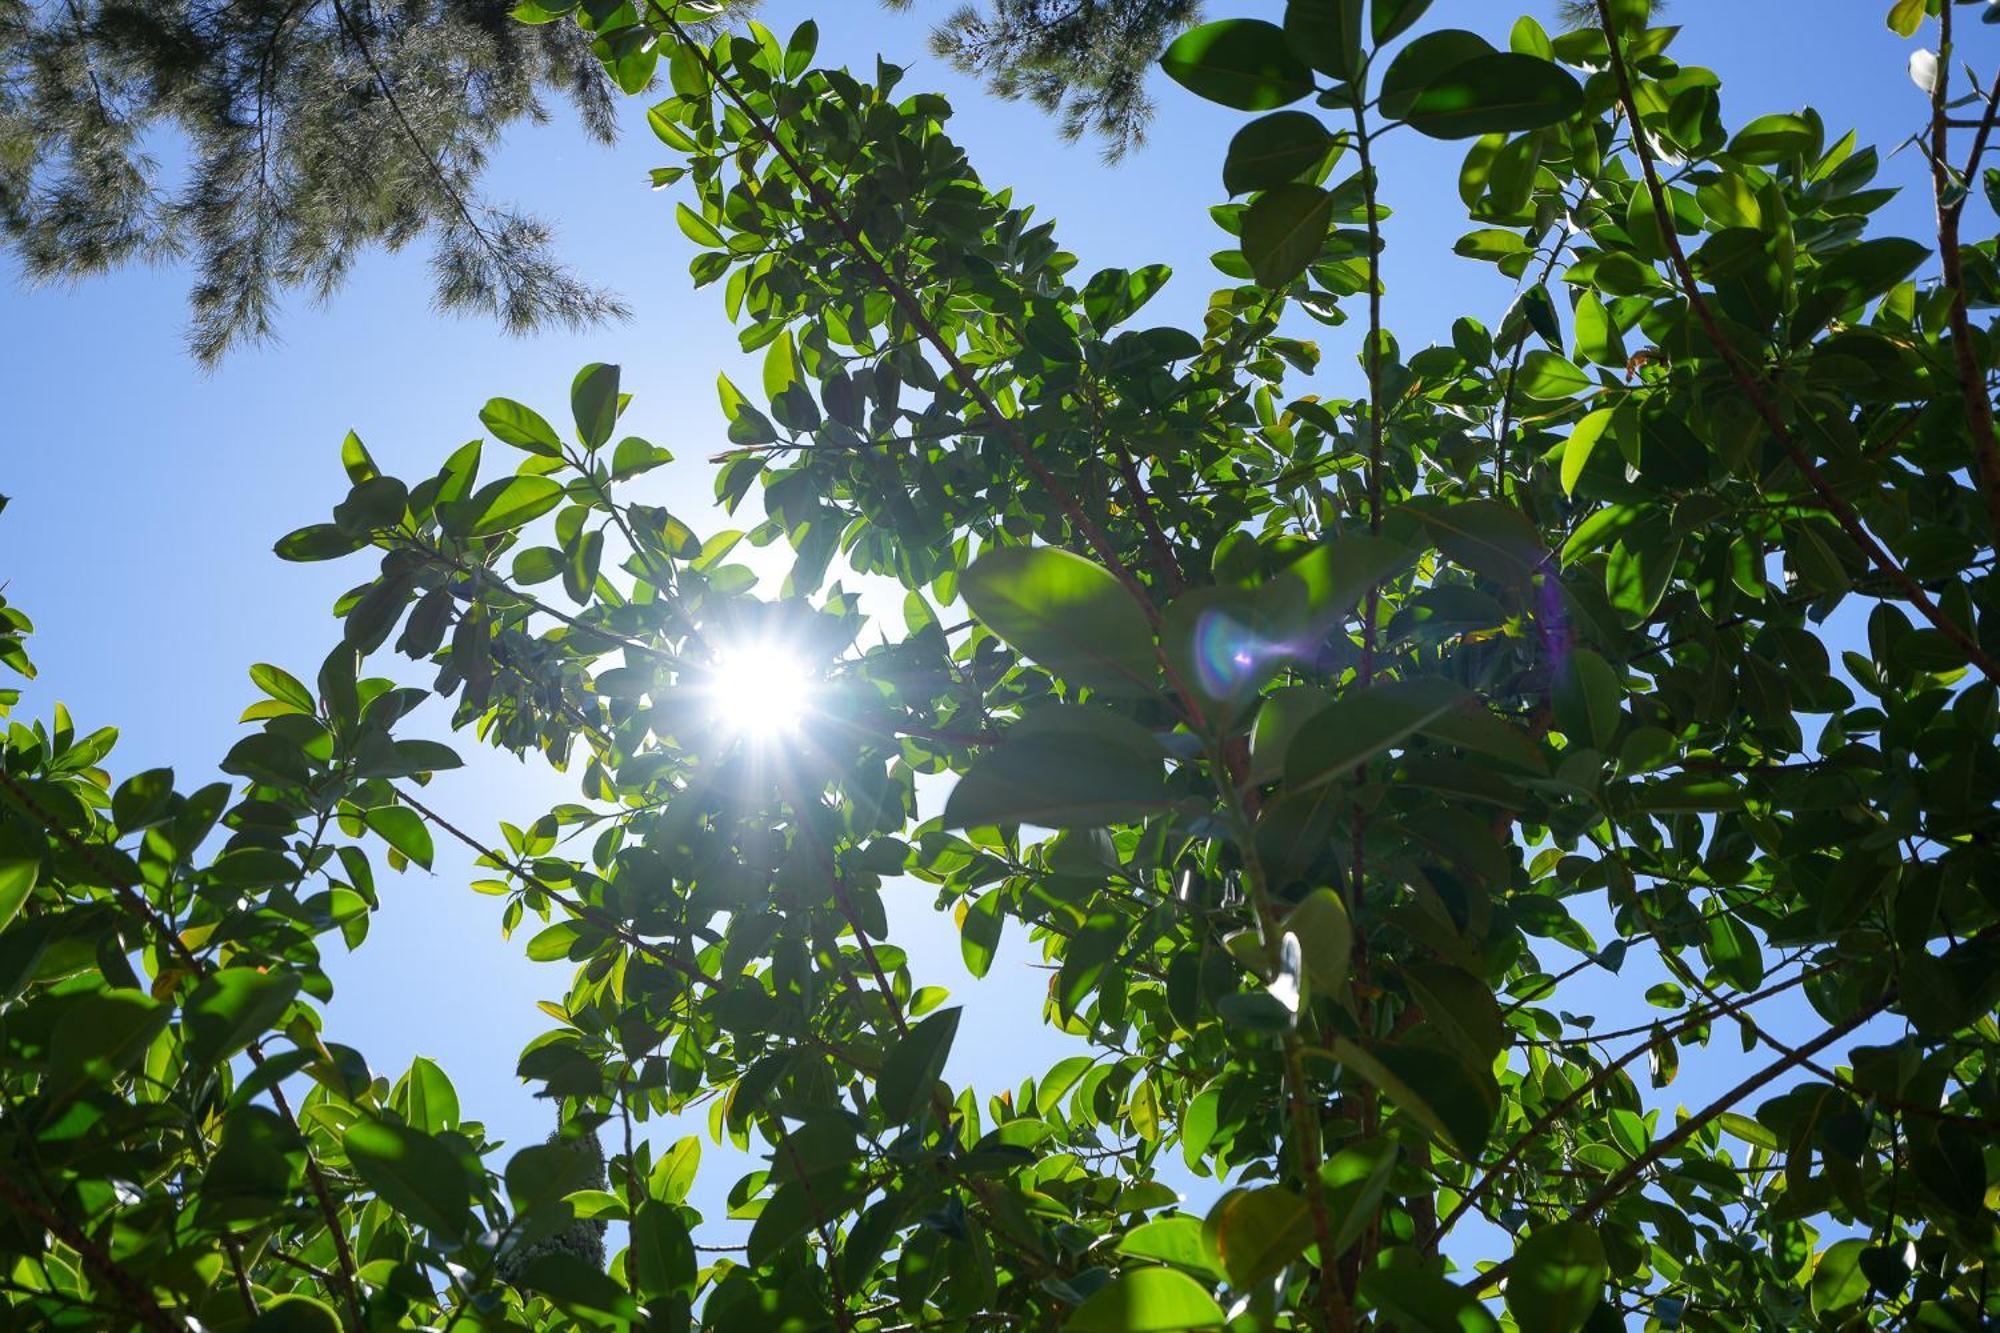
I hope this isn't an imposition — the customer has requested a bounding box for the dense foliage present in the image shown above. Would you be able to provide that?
[4,0,2000,1329]
[0,0,1191,359]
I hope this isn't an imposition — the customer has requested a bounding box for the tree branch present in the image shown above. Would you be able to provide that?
[1595,0,2000,688]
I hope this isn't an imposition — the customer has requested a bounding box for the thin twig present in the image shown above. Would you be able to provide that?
[0,1173,182,1331]
[1930,22,2000,539]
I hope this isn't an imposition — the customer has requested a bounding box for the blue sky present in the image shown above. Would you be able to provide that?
[1,0,1983,1275]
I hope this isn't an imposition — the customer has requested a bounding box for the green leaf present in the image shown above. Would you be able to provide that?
[1066,1266,1227,1330]
[1283,0,1364,80]
[1285,677,1473,790]
[249,1296,343,1333]
[676,202,724,247]
[1505,1220,1607,1332]
[340,430,379,484]
[1810,1238,1870,1315]
[1361,1247,1500,1331]
[1082,265,1173,330]
[1058,916,1130,1022]
[1115,1218,1225,1283]
[1373,0,1434,44]
[648,1136,701,1205]
[1210,1186,1312,1287]
[1575,291,1628,370]
[1401,964,1506,1066]
[1561,408,1615,496]
[184,968,303,1066]
[399,1055,460,1134]
[1705,913,1765,991]
[466,476,565,538]
[878,1007,960,1124]
[959,889,1004,979]
[1242,184,1335,288]
[1886,0,1924,36]
[526,921,583,962]
[250,663,316,715]
[1273,535,1419,625]
[945,710,1168,829]
[365,806,434,870]
[1160,19,1317,111]
[1320,1139,1398,1257]
[480,398,565,457]
[0,859,36,936]
[961,547,1156,696]
[46,990,170,1107]
[343,1118,474,1239]
[1409,498,1546,585]
[1223,111,1336,196]
[1325,1037,1494,1157]
[1553,648,1621,750]
[1517,350,1591,401]
[762,329,799,400]
[1728,112,1817,165]
[631,1200,697,1298]
[1378,29,1494,121]
[1400,54,1584,139]
[571,363,620,450]
[1606,521,1681,626]
[515,1251,637,1318]
[274,523,366,563]
[1284,888,1352,997]
[332,477,407,533]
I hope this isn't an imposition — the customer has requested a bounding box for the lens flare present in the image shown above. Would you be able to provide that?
[1191,609,1291,698]
[703,641,817,741]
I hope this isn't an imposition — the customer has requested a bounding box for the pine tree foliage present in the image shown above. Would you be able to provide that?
[887,0,1203,156]
[0,0,635,362]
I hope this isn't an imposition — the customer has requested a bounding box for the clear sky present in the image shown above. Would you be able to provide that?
[1,0,1984,1272]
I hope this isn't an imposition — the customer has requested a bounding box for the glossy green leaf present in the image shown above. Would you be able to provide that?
[0,860,35,936]
[45,990,170,1107]
[479,398,565,457]
[1560,407,1615,495]
[1066,1266,1227,1330]
[343,1119,473,1239]
[1505,1221,1607,1332]
[1242,185,1334,288]
[364,805,434,870]
[1285,677,1473,790]
[185,968,302,1066]
[878,1007,960,1124]
[1401,54,1582,139]
[1160,20,1317,111]
[1223,112,1337,196]
[571,362,620,450]
[1115,1218,1225,1283]
[961,547,1156,695]
[959,888,1004,978]
[465,475,565,538]
[1210,1186,1311,1287]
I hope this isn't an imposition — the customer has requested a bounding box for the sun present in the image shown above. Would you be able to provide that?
[702,640,818,741]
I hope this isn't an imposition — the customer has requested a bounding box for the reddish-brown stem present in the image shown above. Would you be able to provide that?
[1110,438,1187,596]
[1930,15,2000,539]
[1596,0,2000,688]
[1463,985,1892,1298]
[0,1174,183,1330]
[1436,962,1821,1248]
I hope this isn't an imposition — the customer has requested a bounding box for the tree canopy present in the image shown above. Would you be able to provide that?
[0,0,1196,359]
[3,0,1999,1331]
